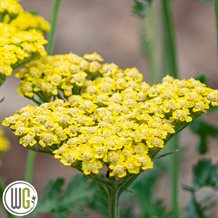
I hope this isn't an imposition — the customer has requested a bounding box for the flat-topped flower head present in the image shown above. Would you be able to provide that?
[16,53,145,104]
[0,23,47,77]
[3,53,218,178]
[16,52,146,102]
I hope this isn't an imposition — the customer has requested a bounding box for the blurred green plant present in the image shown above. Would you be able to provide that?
[183,159,218,218]
[88,162,174,218]
[190,118,218,154]
[120,164,174,218]
[133,1,218,218]
[30,175,97,218]
[193,159,218,190]
[133,0,181,216]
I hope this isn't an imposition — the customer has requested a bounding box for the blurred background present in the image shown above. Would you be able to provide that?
[0,0,217,217]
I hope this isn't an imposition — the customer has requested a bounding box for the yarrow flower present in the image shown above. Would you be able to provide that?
[0,0,49,81]
[3,52,218,178]
[0,127,10,152]
[9,12,50,32]
[0,0,49,33]
[0,0,23,17]
[0,23,47,77]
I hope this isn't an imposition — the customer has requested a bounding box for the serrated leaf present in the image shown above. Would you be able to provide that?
[56,176,94,216]
[32,175,97,218]
[133,0,152,18]
[190,118,218,138]
[31,178,65,215]
[87,182,107,216]
[193,159,218,190]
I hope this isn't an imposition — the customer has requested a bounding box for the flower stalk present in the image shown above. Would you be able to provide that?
[24,150,36,183]
[161,0,178,78]
[93,174,138,218]
[142,0,180,215]
[47,0,61,55]
[141,2,163,83]
[141,1,164,83]
[161,0,180,216]
[24,0,61,183]
[108,183,119,218]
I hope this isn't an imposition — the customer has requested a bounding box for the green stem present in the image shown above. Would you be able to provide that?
[46,0,61,55]
[93,174,138,218]
[161,0,180,216]
[167,135,180,215]
[142,1,163,83]
[108,183,119,218]
[23,0,61,183]
[24,150,36,183]
[118,174,138,195]
[161,0,178,78]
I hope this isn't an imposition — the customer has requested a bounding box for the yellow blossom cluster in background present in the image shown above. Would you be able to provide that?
[0,0,50,32]
[0,23,47,77]
[0,0,49,80]
[0,128,10,152]
[9,12,50,32]
[3,53,218,178]
[0,0,23,16]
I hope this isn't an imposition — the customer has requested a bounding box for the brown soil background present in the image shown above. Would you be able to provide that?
[0,0,218,217]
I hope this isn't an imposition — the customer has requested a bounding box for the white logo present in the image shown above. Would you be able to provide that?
[2,181,38,216]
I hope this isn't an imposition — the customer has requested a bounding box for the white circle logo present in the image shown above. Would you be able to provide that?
[2,181,38,216]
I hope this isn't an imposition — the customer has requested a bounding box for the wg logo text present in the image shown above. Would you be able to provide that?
[2,181,38,216]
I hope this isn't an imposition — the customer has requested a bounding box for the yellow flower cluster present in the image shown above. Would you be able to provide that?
[0,0,23,17]
[0,0,49,33]
[16,53,105,100]
[0,0,49,79]
[0,23,47,77]
[3,54,218,178]
[10,12,50,32]
[0,128,10,152]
